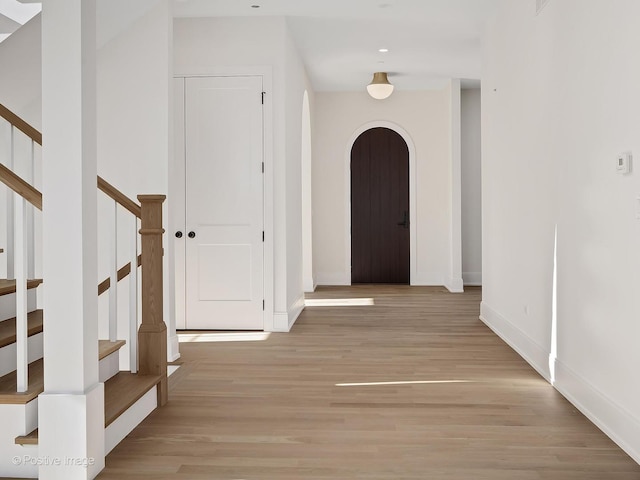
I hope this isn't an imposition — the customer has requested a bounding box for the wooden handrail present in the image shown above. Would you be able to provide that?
[97,176,142,218]
[0,164,43,210]
[98,254,142,296]
[0,103,42,145]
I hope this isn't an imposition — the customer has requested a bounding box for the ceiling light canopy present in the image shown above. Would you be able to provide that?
[367,72,394,100]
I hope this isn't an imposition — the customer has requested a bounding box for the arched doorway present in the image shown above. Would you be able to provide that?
[351,127,410,284]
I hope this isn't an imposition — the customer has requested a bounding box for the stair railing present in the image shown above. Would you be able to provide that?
[0,103,167,403]
[0,104,42,394]
[97,177,142,372]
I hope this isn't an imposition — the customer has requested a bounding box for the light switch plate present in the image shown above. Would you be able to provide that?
[617,152,631,175]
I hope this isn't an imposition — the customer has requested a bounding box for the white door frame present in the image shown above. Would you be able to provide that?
[172,67,274,331]
[345,121,417,285]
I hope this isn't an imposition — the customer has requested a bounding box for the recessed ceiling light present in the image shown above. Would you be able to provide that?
[379,48,389,53]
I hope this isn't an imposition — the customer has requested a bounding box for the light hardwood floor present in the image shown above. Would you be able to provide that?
[99,286,640,479]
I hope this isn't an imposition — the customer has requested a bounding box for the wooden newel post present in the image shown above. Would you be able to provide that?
[137,194,168,406]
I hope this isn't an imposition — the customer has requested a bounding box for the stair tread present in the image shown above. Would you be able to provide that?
[0,309,44,349]
[14,372,161,445]
[14,428,38,445]
[0,339,127,405]
[104,372,161,426]
[98,339,126,360]
[0,358,43,404]
[0,278,43,297]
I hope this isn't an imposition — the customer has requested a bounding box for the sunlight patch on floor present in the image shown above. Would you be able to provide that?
[305,298,375,307]
[335,380,473,387]
[178,332,271,343]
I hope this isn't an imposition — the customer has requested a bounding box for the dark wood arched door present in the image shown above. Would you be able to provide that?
[351,127,409,284]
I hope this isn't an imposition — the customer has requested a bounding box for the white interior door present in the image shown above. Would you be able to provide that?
[184,76,264,330]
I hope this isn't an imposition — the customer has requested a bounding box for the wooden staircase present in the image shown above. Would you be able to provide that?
[0,102,169,477]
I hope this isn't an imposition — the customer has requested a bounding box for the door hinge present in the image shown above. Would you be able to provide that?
[263,299,265,310]
[262,162,264,173]
[261,91,266,104]
[262,231,265,242]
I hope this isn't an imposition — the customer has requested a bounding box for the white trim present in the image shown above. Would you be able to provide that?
[168,333,180,362]
[172,67,274,332]
[303,276,316,293]
[554,360,640,465]
[479,301,551,382]
[449,80,464,293]
[315,272,351,286]
[271,294,305,332]
[344,121,417,285]
[105,385,157,455]
[301,90,315,295]
[410,272,444,286]
[463,272,482,286]
[444,276,464,293]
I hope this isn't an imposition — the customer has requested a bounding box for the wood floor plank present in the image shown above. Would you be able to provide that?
[98,286,640,479]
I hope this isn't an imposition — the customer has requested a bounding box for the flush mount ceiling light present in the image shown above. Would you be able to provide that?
[367,72,394,100]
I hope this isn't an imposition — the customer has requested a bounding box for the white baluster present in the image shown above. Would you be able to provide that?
[27,140,35,279]
[15,194,27,393]
[6,126,14,279]
[129,218,138,373]
[109,200,118,342]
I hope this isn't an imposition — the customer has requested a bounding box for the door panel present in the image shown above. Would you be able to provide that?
[351,127,409,284]
[184,76,264,330]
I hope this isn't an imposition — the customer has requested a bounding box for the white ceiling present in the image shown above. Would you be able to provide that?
[173,0,504,91]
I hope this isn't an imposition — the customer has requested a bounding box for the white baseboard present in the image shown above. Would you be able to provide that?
[479,302,551,382]
[303,276,316,293]
[554,360,640,465]
[444,276,464,293]
[410,272,444,286]
[167,334,181,362]
[480,302,640,466]
[463,271,482,286]
[271,294,305,332]
[315,272,350,286]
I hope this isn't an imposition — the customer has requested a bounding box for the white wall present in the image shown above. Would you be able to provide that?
[461,88,482,285]
[96,0,174,362]
[313,89,452,286]
[283,24,312,323]
[0,14,41,128]
[0,1,176,361]
[482,0,640,463]
[173,16,310,330]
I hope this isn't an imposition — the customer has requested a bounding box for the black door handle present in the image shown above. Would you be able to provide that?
[175,231,183,238]
[397,211,409,229]
[188,231,196,239]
